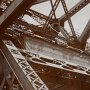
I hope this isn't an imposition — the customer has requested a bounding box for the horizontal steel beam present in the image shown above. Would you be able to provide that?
[24,36,90,68]
[58,0,90,22]
[19,48,90,76]
[25,9,53,24]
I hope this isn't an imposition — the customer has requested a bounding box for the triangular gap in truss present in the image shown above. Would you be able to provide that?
[56,0,81,18]
[64,0,81,10]
[30,0,64,19]
[22,0,83,25]
[55,1,65,18]
[71,4,90,37]
[24,0,64,22]
[23,1,51,25]
[19,0,90,46]
[23,15,40,25]
[31,1,51,16]
[48,0,66,19]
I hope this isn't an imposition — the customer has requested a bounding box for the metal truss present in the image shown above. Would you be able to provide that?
[0,0,49,31]
[25,9,53,25]
[60,0,77,39]
[23,0,90,50]
[0,0,90,50]
[18,49,90,85]
[59,0,90,22]
[43,0,61,31]
[0,40,49,90]
[0,0,90,89]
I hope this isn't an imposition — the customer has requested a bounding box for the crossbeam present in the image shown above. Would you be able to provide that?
[25,9,53,24]
[24,36,90,68]
[79,19,90,42]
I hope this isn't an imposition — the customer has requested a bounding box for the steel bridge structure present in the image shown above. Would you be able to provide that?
[0,0,90,90]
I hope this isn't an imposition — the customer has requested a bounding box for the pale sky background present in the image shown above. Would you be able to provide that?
[23,0,90,42]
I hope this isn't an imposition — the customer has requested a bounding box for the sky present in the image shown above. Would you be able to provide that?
[23,0,90,42]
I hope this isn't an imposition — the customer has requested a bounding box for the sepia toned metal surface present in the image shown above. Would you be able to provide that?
[0,0,90,89]
[0,40,49,90]
[25,36,90,68]
[0,0,49,32]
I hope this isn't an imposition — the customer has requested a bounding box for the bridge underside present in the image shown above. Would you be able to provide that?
[0,0,90,90]
[31,62,90,90]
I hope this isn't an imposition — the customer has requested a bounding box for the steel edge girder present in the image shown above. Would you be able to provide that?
[0,0,49,33]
